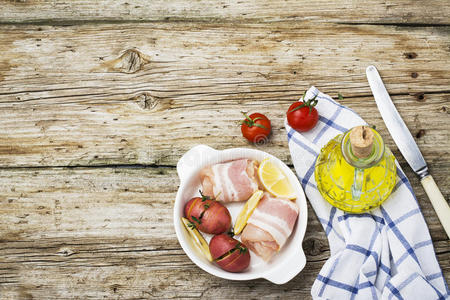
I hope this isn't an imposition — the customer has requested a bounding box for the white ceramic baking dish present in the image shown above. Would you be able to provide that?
[173,145,307,284]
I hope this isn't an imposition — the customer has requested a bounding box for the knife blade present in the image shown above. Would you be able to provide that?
[366,65,450,238]
[366,65,427,176]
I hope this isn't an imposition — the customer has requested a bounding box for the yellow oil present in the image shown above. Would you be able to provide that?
[315,132,396,213]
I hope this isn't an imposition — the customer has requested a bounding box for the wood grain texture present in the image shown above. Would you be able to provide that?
[0,167,448,299]
[0,0,449,25]
[0,23,449,167]
[0,2,449,299]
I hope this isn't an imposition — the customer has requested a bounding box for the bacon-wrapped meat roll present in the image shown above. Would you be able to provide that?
[200,159,259,202]
[241,193,299,261]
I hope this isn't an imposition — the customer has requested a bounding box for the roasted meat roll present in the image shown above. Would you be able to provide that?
[241,193,299,261]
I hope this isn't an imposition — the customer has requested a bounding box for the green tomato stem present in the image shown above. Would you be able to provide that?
[240,111,267,129]
[288,94,318,114]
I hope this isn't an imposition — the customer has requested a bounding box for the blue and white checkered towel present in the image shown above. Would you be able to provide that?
[285,86,449,299]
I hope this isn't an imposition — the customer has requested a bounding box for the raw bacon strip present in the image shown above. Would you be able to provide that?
[240,224,278,261]
[200,159,259,202]
[241,193,299,261]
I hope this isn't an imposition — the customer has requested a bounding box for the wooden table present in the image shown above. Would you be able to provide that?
[0,1,449,299]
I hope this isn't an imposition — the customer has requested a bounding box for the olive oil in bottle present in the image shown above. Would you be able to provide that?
[315,126,396,213]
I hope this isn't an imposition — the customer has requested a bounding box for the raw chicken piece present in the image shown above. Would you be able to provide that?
[200,159,259,202]
[241,193,299,261]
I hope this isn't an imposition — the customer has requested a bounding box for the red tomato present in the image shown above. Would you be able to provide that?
[286,94,319,132]
[240,112,271,144]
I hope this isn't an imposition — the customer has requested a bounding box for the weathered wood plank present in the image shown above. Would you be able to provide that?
[0,2,448,299]
[0,0,449,25]
[0,167,448,299]
[0,23,448,167]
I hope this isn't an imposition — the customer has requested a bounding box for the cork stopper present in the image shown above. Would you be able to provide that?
[349,126,374,158]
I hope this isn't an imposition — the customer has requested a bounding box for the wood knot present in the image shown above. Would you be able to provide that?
[132,92,159,110]
[94,48,150,74]
[110,284,122,293]
[412,92,425,102]
[403,52,418,59]
[410,72,418,78]
[303,236,328,256]
[415,129,426,139]
[118,49,150,73]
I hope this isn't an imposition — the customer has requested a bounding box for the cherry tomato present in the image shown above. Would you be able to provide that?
[240,112,271,144]
[286,94,319,132]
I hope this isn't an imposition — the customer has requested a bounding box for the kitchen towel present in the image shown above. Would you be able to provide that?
[285,86,449,299]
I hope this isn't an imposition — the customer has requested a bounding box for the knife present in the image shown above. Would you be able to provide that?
[366,65,450,239]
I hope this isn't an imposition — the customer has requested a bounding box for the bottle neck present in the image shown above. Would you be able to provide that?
[341,127,385,169]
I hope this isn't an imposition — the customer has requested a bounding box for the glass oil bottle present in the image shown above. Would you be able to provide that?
[315,126,397,213]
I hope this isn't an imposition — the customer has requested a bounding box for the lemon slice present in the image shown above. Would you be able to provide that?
[181,217,213,261]
[258,158,296,199]
[234,190,264,235]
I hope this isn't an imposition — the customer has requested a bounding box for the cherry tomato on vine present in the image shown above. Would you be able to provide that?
[240,112,271,144]
[286,94,319,132]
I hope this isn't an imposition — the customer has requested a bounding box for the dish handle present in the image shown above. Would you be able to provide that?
[177,145,217,184]
[263,249,307,284]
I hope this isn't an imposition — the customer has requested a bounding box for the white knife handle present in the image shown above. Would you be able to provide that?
[420,175,450,239]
